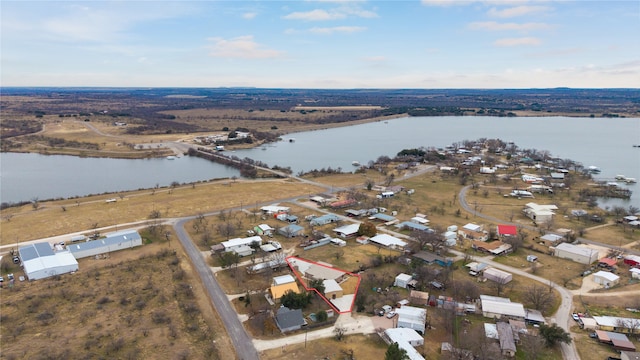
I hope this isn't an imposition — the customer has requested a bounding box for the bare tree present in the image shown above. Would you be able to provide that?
[192,213,208,234]
[411,228,447,253]
[520,334,546,360]
[216,222,236,240]
[615,318,640,334]
[524,284,555,314]
[31,197,40,210]
[333,325,347,341]
[459,326,503,360]
[489,274,512,297]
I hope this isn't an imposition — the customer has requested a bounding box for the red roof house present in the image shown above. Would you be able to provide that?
[497,225,518,237]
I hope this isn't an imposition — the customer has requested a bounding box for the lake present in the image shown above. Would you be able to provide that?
[1,116,639,208]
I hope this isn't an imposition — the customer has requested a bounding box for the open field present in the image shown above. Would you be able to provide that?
[0,241,235,360]
[0,179,323,245]
[260,334,389,360]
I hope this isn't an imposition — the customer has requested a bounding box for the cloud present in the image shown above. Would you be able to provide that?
[283,4,378,21]
[207,36,284,59]
[362,56,386,62]
[308,26,366,34]
[242,12,258,20]
[494,37,541,46]
[421,0,477,6]
[469,21,552,31]
[488,5,550,18]
[283,9,346,21]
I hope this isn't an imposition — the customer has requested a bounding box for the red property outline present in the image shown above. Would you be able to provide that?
[285,255,361,314]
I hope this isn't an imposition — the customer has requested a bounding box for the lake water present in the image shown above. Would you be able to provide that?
[0,153,241,204]
[1,116,639,208]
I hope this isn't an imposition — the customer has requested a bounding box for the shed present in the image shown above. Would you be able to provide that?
[630,268,640,280]
[409,290,430,305]
[370,213,397,222]
[19,243,79,281]
[496,321,517,357]
[394,273,413,288]
[395,221,430,232]
[592,271,620,287]
[540,233,564,246]
[254,224,274,235]
[483,268,513,284]
[624,255,640,267]
[580,317,598,330]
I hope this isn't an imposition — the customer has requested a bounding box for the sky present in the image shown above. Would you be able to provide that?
[1,0,639,89]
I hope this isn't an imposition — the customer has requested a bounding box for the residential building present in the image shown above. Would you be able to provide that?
[333,223,360,238]
[540,233,564,247]
[369,234,407,250]
[270,275,301,302]
[278,224,304,238]
[497,321,517,357]
[274,306,306,333]
[480,295,526,320]
[396,305,427,334]
[458,223,488,241]
[383,328,425,360]
[523,203,558,223]
[220,236,262,255]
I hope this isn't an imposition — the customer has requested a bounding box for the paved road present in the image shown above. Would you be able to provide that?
[174,218,260,360]
[457,185,586,360]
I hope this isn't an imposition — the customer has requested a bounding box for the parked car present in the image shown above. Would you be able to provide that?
[572,313,580,321]
[589,332,597,338]
[386,311,397,319]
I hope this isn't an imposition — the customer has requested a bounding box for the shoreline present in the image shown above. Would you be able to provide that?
[3,111,636,160]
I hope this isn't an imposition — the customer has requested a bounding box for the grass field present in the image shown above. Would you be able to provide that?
[0,241,235,360]
[0,179,323,245]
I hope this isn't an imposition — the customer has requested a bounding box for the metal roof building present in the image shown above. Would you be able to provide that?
[19,242,79,280]
[68,229,142,259]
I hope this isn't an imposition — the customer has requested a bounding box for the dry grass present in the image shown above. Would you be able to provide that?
[0,179,323,245]
[259,333,389,360]
[0,242,234,360]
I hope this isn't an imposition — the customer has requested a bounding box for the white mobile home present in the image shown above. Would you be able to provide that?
[221,236,262,254]
[396,306,427,334]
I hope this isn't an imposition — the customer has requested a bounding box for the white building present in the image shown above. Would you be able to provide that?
[221,235,262,256]
[394,273,413,288]
[369,234,407,250]
[68,229,142,259]
[480,295,526,320]
[630,268,640,280]
[396,305,427,334]
[483,268,513,284]
[593,271,620,287]
[333,223,360,238]
[523,203,558,223]
[553,243,599,264]
[19,243,79,281]
[383,328,425,360]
